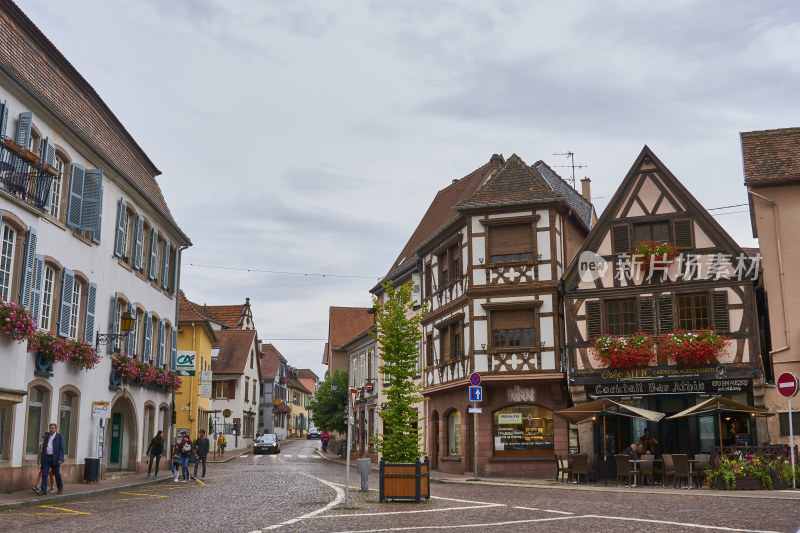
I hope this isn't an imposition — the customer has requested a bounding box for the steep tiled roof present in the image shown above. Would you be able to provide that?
[201,303,246,328]
[260,343,285,380]
[741,128,800,187]
[534,161,593,230]
[458,154,560,208]
[328,307,374,350]
[322,342,329,365]
[297,368,319,381]
[211,329,256,375]
[381,155,505,280]
[0,3,188,243]
[287,378,311,395]
[178,291,206,322]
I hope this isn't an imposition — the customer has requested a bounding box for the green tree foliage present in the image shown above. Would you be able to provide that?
[371,281,425,462]
[308,370,349,434]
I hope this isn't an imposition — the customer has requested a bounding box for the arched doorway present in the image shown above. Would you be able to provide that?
[430,411,439,470]
[107,394,138,472]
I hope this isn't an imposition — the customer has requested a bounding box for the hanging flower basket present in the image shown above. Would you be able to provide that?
[0,300,36,343]
[627,241,678,272]
[29,332,102,371]
[111,354,182,392]
[659,329,728,367]
[277,404,291,414]
[591,333,656,370]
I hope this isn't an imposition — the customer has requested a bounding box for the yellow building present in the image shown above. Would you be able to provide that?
[175,291,217,438]
[287,368,312,438]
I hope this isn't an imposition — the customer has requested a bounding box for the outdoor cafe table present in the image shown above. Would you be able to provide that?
[630,458,662,487]
[686,459,700,489]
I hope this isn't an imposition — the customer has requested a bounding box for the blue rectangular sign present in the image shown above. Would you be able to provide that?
[469,386,482,402]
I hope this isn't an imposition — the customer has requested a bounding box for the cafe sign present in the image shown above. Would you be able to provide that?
[497,413,522,424]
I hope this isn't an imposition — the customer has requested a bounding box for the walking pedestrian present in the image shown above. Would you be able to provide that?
[217,433,226,457]
[145,430,165,479]
[192,429,210,480]
[32,433,56,494]
[171,440,182,482]
[40,423,64,495]
[179,431,192,482]
[321,430,330,453]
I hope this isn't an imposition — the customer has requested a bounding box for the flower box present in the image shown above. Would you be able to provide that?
[626,240,678,272]
[711,475,765,490]
[591,333,655,370]
[0,300,36,343]
[659,329,728,367]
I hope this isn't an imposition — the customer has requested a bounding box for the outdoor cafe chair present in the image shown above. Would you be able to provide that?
[614,454,639,487]
[693,453,710,473]
[568,453,588,484]
[638,454,655,485]
[672,454,700,489]
[555,454,570,483]
[661,454,675,487]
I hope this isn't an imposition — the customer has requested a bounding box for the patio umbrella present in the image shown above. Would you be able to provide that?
[555,398,665,484]
[666,396,774,449]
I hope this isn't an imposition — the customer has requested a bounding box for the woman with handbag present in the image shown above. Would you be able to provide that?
[179,432,192,482]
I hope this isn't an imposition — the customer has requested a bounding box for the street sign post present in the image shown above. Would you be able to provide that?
[468,384,483,479]
[777,371,799,489]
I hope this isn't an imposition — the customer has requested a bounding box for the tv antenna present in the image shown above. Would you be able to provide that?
[553,151,586,189]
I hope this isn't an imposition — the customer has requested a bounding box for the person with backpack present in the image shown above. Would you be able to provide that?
[179,431,192,482]
[320,431,330,453]
[145,430,164,479]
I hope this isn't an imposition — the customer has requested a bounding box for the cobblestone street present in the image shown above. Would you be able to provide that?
[1,439,799,533]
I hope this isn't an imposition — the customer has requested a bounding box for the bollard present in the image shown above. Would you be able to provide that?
[356,458,371,492]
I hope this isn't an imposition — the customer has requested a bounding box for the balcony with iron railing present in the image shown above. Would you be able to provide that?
[0,138,59,210]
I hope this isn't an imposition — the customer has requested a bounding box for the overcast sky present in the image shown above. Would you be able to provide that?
[19,1,800,380]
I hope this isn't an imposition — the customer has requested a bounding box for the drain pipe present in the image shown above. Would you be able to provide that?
[748,190,790,357]
[172,244,191,448]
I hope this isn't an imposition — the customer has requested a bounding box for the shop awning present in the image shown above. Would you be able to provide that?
[555,398,665,425]
[666,396,773,420]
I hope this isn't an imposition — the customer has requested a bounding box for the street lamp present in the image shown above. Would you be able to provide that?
[95,310,135,350]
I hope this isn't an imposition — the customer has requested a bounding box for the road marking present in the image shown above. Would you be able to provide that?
[254,472,344,532]
[283,454,292,458]
[579,515,782,533]
[515,506,573,515]
[40,505,91,515]
[318,504,503,518]
[194,478,207,486]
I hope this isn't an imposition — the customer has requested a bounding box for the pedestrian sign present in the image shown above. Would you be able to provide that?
[469,386,482,402]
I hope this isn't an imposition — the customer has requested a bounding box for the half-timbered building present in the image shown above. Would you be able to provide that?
[400,153,592,477]
[563,147,766,468]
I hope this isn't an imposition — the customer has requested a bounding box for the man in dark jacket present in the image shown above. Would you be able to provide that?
[193,429,210,480]
[40,423,65,495]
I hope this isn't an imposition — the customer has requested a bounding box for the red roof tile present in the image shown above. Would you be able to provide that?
[322,342,329,365]
[211,329,256,375]
[259,343,286,380]
[458,154,560,207]
[328,307,374,349]
[287,378,311,395]
[178,291,206,322]
[297,368,319,381]
[196,300,251,329]
[741,128,800,187]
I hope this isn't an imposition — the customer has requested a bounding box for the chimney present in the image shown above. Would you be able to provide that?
[580,177,592,203]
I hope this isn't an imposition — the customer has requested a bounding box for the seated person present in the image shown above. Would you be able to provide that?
[622,442,640,461]
[639,429,658,454]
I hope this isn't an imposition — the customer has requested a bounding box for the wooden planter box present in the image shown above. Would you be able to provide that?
[379,457,430,503]
[711,476,766,490]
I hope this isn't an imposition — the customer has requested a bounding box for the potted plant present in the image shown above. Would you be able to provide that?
[0,300,36,343]
[627,240,678,272]
[659,329,728,367]
[591,333,656,370]
[371,281,429,503]
[704,455,798,490]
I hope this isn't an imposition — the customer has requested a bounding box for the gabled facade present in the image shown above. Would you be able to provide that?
[199,298,255,331]
[286,367,312,438]
[324,306,374,376]
[258,343,288,439]
[563,147,765,460]
[382,153,592,477]
[176,291,217,440]
[742,127,800,445]
[0,2,189,489]
[209,329,261,448]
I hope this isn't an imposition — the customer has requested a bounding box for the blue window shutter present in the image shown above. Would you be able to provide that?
[170,326,178,370]
[0,101,8,139]
[84,282,97,343]
[40,137,55,166]
[81,169,103,234]
[30,255,44,328]
[15,111,32,148]
[125,303,135,356]
[142,311,152,363]
[92,185,103,244]
[157,319,166,367]
[148,228,158,280]
[67,164,85,229]
[38,138,55,213]
[57,268,74,338]
[18,228,37,309]
[161,240,170,289]
[114,198,126,258]
[110,292,119,354]
[133,215,144,270]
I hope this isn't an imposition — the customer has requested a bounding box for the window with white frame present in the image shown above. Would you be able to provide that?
[0,224,16,301]
[39,266,55,331]
[114,300,126,352]
[68,279,82,339]
[122,210,132,260]
[359,352,366,387]
[350,356,357,387]
[50,156,64,219]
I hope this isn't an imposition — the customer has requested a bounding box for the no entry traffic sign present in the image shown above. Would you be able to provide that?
[777,372,799,398]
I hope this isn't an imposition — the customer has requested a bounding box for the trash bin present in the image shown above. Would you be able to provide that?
[357,458,371,492]
[84,457,100,482]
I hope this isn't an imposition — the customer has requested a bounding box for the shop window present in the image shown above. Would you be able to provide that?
[677,293,709,331]
[59,391,78,458]
[492,308,536,349]
[25,386,50,456]
[493,404,554,456]
[633,221,670,245]
[605,299,636,336]
[0,404,12,460]
[488,222,534,263]
[447,410,461,456]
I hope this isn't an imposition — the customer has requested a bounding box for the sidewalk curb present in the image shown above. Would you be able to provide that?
[0,475,173,513]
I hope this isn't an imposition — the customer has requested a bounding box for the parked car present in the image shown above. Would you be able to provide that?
[307,428,320,440]
[253,433,280,454]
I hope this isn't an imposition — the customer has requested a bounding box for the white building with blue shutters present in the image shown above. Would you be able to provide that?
[0,3,190,489]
